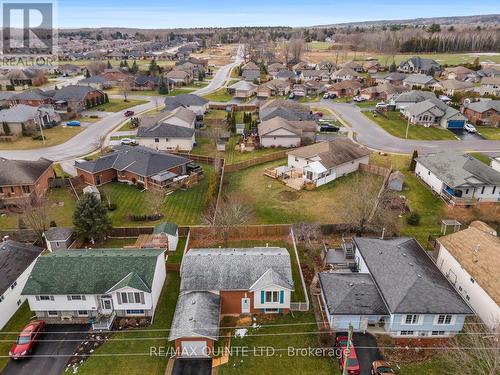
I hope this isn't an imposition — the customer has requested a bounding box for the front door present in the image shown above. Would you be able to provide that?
[95,175,101,185]
[241,298,250,314]
[101,297,113,314]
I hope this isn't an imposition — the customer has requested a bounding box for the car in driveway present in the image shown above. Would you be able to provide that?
[120,138,136,145]
[353,96,367,102]
[335,335,360,375]
[464,123,477,133]
[375,102,387,109]
[371,360,394,375]
[9,320,45,359]
[66,121,81,127]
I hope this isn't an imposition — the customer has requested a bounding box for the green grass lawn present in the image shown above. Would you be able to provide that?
[202,88,232,102]
[0,126,83,150]
[77,271,180,375]
[225,159,383,224]
[307,41,334,51]
[355,100,378,108]
[363,111,457,141]
[166,236,187,264]
[94,99,148,112]
[100,163,214,226]
[204,109,228,120]
[397,357,451,375]
[470,152,491,165]
[477,126,500,140]
[298,96,320,103]
[0,302,34,372]
[218,311,338,375]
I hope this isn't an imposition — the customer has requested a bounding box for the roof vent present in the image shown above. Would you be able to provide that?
[349,283,354,287]
[402,253,407,257]
[417,274,422,278]
[191,300,196,305]
[409,262,414,266]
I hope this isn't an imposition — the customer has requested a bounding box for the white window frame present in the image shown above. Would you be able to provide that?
[77,310,89,317]
[434,314,455,325]
[265,291,279,303]
[402,314,421,325]
[38,295,54,301]
[399,330,416,336]
[47,310,59,316]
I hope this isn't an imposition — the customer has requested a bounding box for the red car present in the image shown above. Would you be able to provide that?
[314,111,324,117]
[335,336,360,375]
[124,110,135,117]
[9,320,45,359]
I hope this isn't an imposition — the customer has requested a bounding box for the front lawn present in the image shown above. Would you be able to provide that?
[218,311,338,375]
[363,111,457,141]
[77,271,180,375]
[0,126,83,150]
[225,159,383,224]
[477,126,500,140]
[202,88,232,102]
[355,100,378,108]
[94,99,148,112]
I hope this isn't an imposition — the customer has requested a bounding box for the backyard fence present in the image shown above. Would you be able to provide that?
[188,223,292,242]
[110,226,190,237]
[359,163,391,177]
[223,149,288,173]
[173,152,219,165]
[289,227,310,312]
[208,103,258,112]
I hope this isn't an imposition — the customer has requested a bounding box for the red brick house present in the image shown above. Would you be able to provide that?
[53,85,106,113]
[75,145,193,190]
[328,80,362,97]
[462,100,500,126]
[0,158,54,207]
[168,247,294,357]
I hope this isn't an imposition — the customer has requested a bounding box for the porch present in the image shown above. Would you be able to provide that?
[92,310,116,331]
[441,187,478,206]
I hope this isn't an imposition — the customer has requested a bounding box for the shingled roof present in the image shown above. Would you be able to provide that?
[0,158,52,186]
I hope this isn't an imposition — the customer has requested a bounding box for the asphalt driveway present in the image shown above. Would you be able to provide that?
[172,358,212,375]
[449,128,485,141]
[1,324,89,375]
[336,332,382,375]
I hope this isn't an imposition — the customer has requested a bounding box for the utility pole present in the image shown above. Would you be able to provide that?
[37,112,46,145]
[405,116,410,139]
[342,323,353,375]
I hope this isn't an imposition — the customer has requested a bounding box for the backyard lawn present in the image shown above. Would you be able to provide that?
[363,111,457,141]
[0,126,83,150]
[225,159,383,224]
[218,311,338,375]
[477,126,500,140]
[77,271,180,375]
[202,88,232,102]
[94,99,148,112]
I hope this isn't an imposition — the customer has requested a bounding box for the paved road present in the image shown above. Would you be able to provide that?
[0,45,243,162]
[1,325,89,375]
[319,100,500,154]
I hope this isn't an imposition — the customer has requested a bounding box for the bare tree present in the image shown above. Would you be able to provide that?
[86,62,107,76]
[293,222,322,252]
[118,80,131,102]
[92,135,107,152]
[144,189,165,216]
[202,196,253,247]
[289,39,305,62]
[18,196,48,243]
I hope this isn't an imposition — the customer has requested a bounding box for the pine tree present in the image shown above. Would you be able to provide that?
[85,69,91,78]
[389,61,397,72]
[130,60,139,74]
[158,75,168,95]
[73,194,112,243]
[409,150,418,172]
[107,60,112,69]
[123,59,130,70]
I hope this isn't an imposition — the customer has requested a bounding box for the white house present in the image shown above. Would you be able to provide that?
[286,139,371,187]
[257,116,316,148]
[43,227,74,251]
[0,240,43,329]
[415,152,500,204]
[436,221,500,330]
[22,249,166,330]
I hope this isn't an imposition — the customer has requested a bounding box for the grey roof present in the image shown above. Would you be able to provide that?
[53,85,102,101]
[0,104,43,123]
[164,94,208,111]
[169,291,220,341]
[393,90,436,103]
[382,72,406,81]
[79,76,107,84]
[354,237,473,314]
[180,248,294,291]
[416,152,500,188]
[13,89,52,101]
[399,56,441,71]
[463,100,500,114]
[260,106,315,122]
[137,123,194,138]
[403,74,436,85]
[0,240,43,295]
[75,145,190,177]
[153,222,178,236]
[44,227,73,242]
[404,98,447,117]
[275,70,295,79]
[228,80,257,91]
[0,157,52,186]
[319,273,389,315]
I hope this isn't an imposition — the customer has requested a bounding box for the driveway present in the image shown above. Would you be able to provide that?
[1,324,89,375]
[449,128,485,141]
[318,100,500,154]
[352,333,383,375]
[171,358,212,375]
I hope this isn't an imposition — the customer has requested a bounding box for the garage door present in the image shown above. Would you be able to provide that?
[447,120,465,129]
[181,340,208,357]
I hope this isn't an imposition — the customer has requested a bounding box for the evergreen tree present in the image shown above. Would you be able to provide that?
[149,59,159,76]
[409,150,418,172]
[123,59,130,71]
[73,194,112,243]
[389,61,397,72]
[130,60,139,74]
[104,93,109,103]
[107,60,112,69]
[85,69,91,78]
[198,70,204,82]
[158,75,169,95]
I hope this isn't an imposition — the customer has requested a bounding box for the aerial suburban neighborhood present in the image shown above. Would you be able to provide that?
[0,2,499,375]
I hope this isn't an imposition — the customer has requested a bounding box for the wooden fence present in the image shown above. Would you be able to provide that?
[223,149,288,173]
[289,227,310,312]
[110,226,190,237]
[208,103,258,112]
[188,224,292,242]
[359,163,391,177]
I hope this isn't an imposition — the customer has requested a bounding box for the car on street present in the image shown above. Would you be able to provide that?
[124,110,135,117]
[120,138,136,145]
[66,120,81,127]
[464,123,477,133]
[323,93,330,99]
[9,320,45,359]
[375,102,387,109]
[371,360,394,375]
[288,93,295,99]
[314,112,324,118]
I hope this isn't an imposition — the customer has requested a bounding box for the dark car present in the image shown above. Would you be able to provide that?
[320,125,339,133]
[9,320,45,359]
[371,360,394,375]
[124,110,135,117]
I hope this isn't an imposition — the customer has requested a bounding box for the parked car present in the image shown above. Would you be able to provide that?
[371,360,394,375]
[320,124,339,132]
[335,336,360,375]
[288,93,295,99]
[66,120,81,127]
[464,123,477,133]
[9,320,45,359]
[353,96,367,102]
[329,93,337,99]
[120,138,136,145]
[323,93,330,99]
[375,102,387,109]
[314,112,324,118]
[124,110,135,117]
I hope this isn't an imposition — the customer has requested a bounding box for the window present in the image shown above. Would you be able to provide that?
[10,281,17,289]
[470,277,475,284]
[165,138,169,142]
[400,331,414,336]
[77,310,88,317]
[432,331,446,336]
[265,291,279,303]
[493,186,496,195]
[38,295,54,301]
[481,186,485,194]
[126,309,145,315]
[154,138,159,143]
[265,308,279,313]
[17,299,21,306]
[138,176,144,182]
[22,186,30,194]
[0,295,4,302]
[294,157,298,162]
[47,311,58,316]
[121,292,144,304]
[404,314,419,325]
[68,295,85,301]
[437,315,453,325]
[56,242,60,248]
[465,189,469,194]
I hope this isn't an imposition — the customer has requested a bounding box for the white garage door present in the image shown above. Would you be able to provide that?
[181,340,208,357]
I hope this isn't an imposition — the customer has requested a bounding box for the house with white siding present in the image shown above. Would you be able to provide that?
[436,221,500,330]
[22,249,166,330]
[319,237,473,337]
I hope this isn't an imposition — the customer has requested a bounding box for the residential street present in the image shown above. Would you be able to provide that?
[319,101,500,154]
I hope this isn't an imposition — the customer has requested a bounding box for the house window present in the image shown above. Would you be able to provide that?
[493,187,496,195]
[0,187,3,193]
[68,295,85,301]
[470,277,475,284]
[481,186,485,194]
[465,189,469,194]
[265,308,279,313]
[400,331,415,336]
[77,310,88,317]
[437,315,453,325]
[265,291,279,303]
[38,295,54,301]
[432,331,446,336]
[17,299,21,306]
[126,309,145,315]
[56,242,60,248]
[295,157,298,162]
[10,281,17,289]
[165,138,169,142]
[0,295,4,302]
[22,186,31,194]
[155,138,159,143]
[121,292,144,304]
[404,314,419,325]
[47,311,58,316]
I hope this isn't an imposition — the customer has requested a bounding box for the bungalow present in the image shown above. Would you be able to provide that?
[241,62,261,82]
[331,68,360,82]
[75,145,193,191]
[360,82,407,101]
[477,76,500,97]
[403,74,437,90]
[0,92,15,108]
[158,107,197,129]
[432,80,474,96]
[136,115,196,152]
[258,116,316,148]
[0,158,54,207]
[165,69,193,86]
[317,61,336,72]
[436,221,500,330]
[415,152,500,204]
[228,80,257,99]
[402,98,467,129]
[462,100,499,126]
[57,64,82,77]
[256,80,291,99]
[132,75,159,91]
[169,247,294,357]
[319,237,472,336]
[286,139,371,187]
[398,56,441,75]
[163,94,208,117]
[259,100,314,122]
[13,89,53,107]
[390,90,437,110]
[0,240,43,329]
[78,76,108,90]
[99,70,131,86]
[328,80,362,98]
[0,104,60,137]
[21,249,166,330]
[442,66,476,82]
[300,69,330,82]
[43,227,74,252]
[375,72,406,86]
[342,61,363,73]
[53,85,106,113]
[292,61,310,73]
[175,61,200,77]
[363,61,382,74]
[267,62,287,77]
[275,70,297,82]
[302,80,326,96]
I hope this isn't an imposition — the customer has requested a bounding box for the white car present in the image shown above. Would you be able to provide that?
[120,138,136,145]
[464,123,476,133]
[375,102,387,108]
[353,96,367,102]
